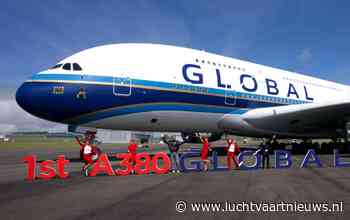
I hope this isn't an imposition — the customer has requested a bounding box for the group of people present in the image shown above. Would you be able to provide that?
[76,132,274,176]
[162,135,242,172]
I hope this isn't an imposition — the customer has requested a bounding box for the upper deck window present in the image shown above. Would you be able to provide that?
[73,63,82,71]
[62,63,71,70]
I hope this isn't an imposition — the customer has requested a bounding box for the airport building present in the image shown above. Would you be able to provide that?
[0,134,10,142]
[3,130,177,144]
[96,130,175,143]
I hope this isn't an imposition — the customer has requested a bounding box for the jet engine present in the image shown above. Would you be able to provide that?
[181,132,223,143]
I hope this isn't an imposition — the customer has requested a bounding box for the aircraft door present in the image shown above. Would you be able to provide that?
[113,76,132,96]
[225,88,236,105]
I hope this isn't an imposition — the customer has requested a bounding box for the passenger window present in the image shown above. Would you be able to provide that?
[73,63,82,71]
[62,63,71,70]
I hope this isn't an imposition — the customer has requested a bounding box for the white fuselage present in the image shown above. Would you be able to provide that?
[16,43,350,137]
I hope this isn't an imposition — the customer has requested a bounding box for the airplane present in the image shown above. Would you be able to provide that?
[16,43,350,145]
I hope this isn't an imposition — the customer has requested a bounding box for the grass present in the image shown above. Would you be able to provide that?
[0,136,172,155]
[0,137,130,150]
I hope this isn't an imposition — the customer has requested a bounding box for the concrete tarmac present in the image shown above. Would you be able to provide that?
[0,147,349,220]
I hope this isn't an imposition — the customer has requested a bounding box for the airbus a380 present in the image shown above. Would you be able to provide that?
[16,43,350,143]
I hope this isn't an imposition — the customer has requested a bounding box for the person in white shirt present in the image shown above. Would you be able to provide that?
[226,138,240,170]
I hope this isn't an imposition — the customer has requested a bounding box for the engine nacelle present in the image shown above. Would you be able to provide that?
[181,132,223,143]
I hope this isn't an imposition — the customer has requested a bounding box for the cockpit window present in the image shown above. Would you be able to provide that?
[52,62,82,71]
[73,63,82,71]
[51,64,63,69]
[62,63,71,70]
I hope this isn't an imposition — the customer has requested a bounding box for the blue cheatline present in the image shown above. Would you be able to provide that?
[30,72,308,105]
[18,72,309,124]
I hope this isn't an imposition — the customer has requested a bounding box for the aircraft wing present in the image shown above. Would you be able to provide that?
[218,99,350,138]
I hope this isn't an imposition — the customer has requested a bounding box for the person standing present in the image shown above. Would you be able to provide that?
[226,138,240,170]
[162,136,184,173]
[128,139,138,173]
[201,137,211,171]
[258,139,270,168]
[75,135,86,161]
[76,133,96,159]
[75,133,100,176]
[75,137,95,176]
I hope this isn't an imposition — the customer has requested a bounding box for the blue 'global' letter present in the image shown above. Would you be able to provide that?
[216,69,226,88]
[266,78,279,95]
[240,74,257,92]
[179,151,202,172]
[238,151,261,170]
[182,64,203,84]
[304,86,314,101]
[300,149,322,168]
[275,150,292,168]
[334,149,350,168]
[212,151,228,171]
[287,83,299,99]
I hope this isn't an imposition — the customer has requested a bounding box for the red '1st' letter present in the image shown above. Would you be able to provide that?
[57,155,70,179]
[23,155,37,181]
[39,160,56,180]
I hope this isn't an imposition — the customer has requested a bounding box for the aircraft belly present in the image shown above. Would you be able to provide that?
[82,111,224,132]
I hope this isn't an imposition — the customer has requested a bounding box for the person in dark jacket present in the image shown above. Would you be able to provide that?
[162,136,185,173]
[258,139,270,168]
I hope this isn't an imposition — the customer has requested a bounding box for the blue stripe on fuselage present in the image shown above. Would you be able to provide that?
[22,72,306,124]
[30,73,308,104]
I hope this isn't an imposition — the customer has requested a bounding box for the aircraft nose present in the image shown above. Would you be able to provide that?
[16,78,90,123]
[15,81,66,122]
[16,82,43,119]
[16,83,30,113]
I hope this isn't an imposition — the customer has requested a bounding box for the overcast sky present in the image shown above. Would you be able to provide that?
[1,0,350,133]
